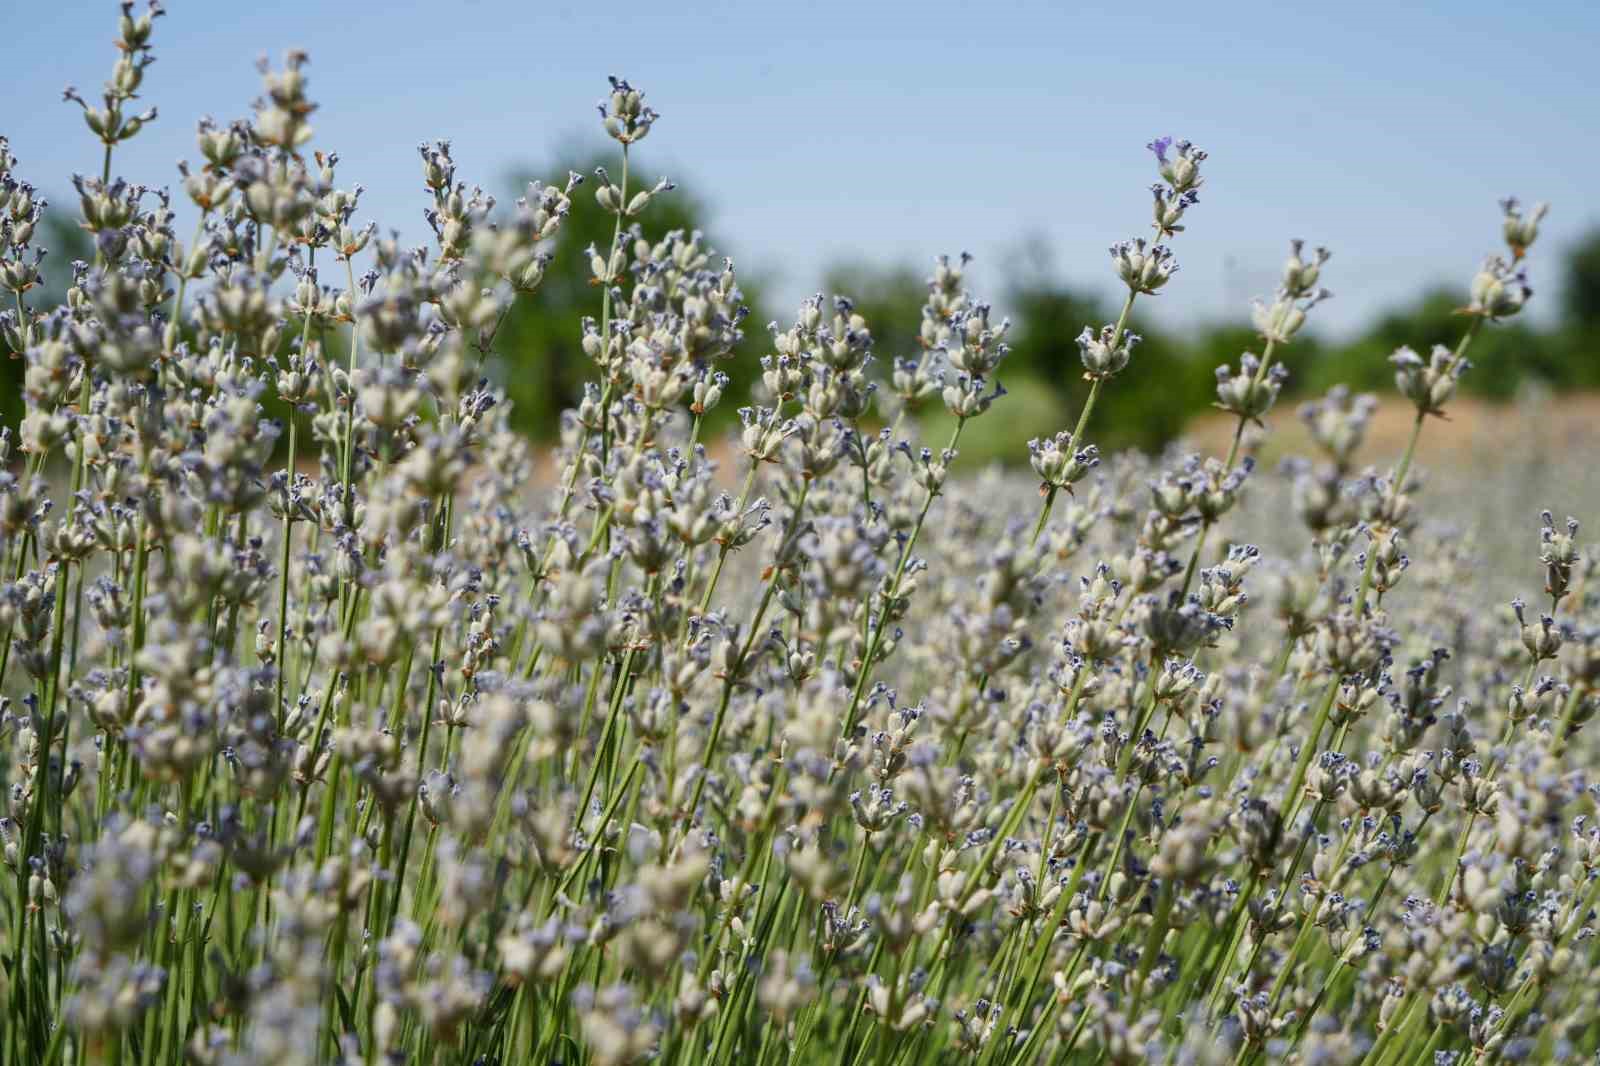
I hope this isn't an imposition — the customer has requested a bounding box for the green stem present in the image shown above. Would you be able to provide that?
[597,145,630,469]
[1356,316,1482,614]
[841,418,967,738]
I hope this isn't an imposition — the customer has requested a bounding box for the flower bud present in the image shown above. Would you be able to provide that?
[1148,136,1207,193]
[1500,196,1548,260]
[1076,324,1138,379]
[1028,434,1099,492]
[1468,255,1530,319]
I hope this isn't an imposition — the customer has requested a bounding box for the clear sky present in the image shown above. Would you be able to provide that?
[5,0,1597,336]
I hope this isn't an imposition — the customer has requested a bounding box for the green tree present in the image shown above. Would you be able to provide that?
[1562,226,1600,334]
[1305,286,1564,401]
[818,255,1222,459]
[1554,227,1600,391]
[1004,282,1218,454]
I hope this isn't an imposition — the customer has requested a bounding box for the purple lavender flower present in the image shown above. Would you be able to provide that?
[1147,136,1173,164]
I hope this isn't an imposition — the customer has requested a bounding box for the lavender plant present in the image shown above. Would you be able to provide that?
[1,6,1594,1066]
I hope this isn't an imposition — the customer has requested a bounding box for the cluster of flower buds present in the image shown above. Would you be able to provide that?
[1500,196,1549,260]
[593,166,674,219]
[1029,434,1100,494]
[598,76,659,144]
[945,302,1009,378]
[1390,344,1465,417]
[1110,237,1178,296]
[1150,183,1199,238]
[1148,136,1206,194]
[1511,597,1565,661]
[1076,324,1140,381]
[1300,386,1376,470]
[1467,255,1531,319]
[1214,352,1289,422]
[1539,511,1581,604]
[62,2,165,150]
[251,49,315,151]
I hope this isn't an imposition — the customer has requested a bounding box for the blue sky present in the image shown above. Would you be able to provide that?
[6,0,1597,336]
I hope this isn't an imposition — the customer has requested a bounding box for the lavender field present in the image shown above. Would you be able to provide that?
[2,5,1598,1065]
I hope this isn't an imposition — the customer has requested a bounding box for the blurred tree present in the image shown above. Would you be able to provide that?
[1302,286,1565,401]
[491,153,772,439]
[1562,226,1600,333]
[821,255,1230,458]
[1004,282,1233,454]
[1300,288,1464,397]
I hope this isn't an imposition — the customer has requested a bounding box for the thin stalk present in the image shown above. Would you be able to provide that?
[841,417,967,738]
[1179,333,1281,597]
[1355,316,1483,613]
[596,144,630,468]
